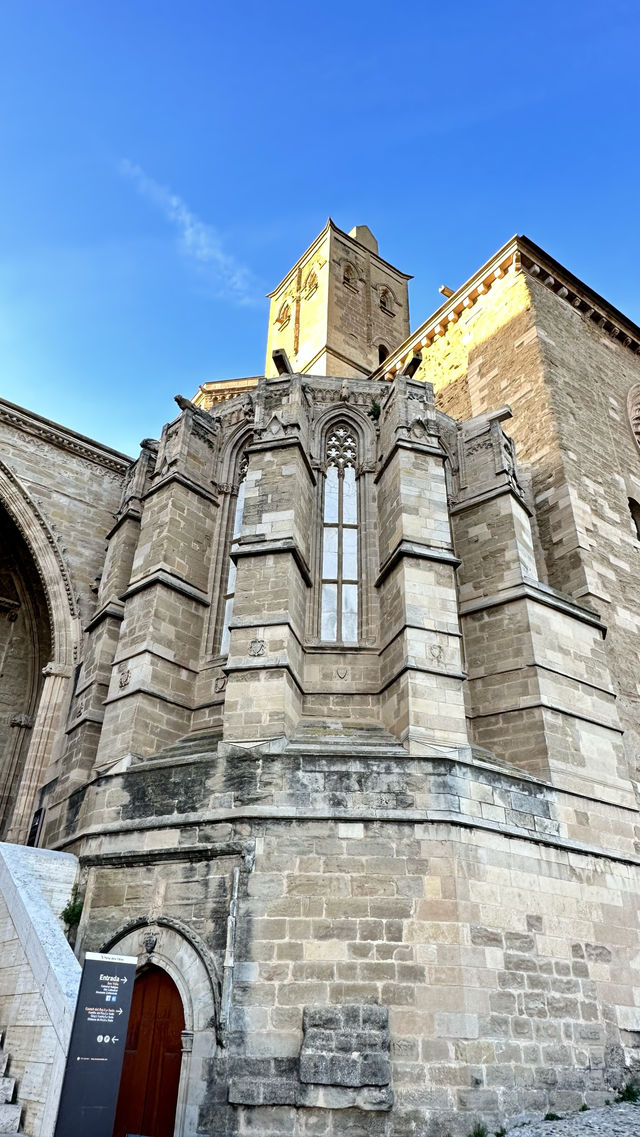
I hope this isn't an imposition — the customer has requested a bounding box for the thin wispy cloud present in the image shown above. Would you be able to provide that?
[120,159,256,303]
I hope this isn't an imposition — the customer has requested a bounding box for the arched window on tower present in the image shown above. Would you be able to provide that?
[378,344,389,365]
[628,384,640,452]
[220,453,249,655]
[379,288,393,314]
[275,301,291,329]
[629,498,640,542]
[343,262,357,290]
[304,270,318,299]
[320,425,359,642]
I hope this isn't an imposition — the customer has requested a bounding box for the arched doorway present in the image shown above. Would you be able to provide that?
[113,965,185,1137]
[0,502,52,839]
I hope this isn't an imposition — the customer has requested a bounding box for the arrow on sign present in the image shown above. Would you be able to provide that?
[111,1037,119,1044]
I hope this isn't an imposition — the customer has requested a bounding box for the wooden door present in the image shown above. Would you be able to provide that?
[113,965,185,1137]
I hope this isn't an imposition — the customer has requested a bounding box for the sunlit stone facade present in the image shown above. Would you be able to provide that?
[1,222,640,1136]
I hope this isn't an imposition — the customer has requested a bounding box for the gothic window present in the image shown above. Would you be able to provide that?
[378,344,389,365]
[275,302,291,329]
[320,425,359,642]
[628,384,640,452]
[630,498,640,542]
[343,262,357,290]
[379,288,393,314]
[304,270,318,299]
[220,453,248,655]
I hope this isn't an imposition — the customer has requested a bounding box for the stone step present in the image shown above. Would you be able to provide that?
[0,1102,21,1133]
[0,1080,14,1106]
[149,729,222,762]
[289,720,407,757]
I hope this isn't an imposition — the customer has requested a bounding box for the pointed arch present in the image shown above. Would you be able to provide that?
[207,424,255,659]
[309,406,378,644]
[101,915,219,1137]
[0,458,80,668]
[628,383,640,453]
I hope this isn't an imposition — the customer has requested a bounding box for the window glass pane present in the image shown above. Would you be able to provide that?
[324,465,339,523]
[233,481,246,538]
[342,584,358,641]
[342,528,358,581]
[226,558,236,594]
[322,526,338,579]
[221,597,234,655]
[321,584,338,640]
[343,466,357,525]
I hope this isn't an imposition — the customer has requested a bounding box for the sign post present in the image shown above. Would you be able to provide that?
[53,951,137,1137]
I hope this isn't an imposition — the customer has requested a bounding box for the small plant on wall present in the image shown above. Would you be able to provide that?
[61,884,83,946]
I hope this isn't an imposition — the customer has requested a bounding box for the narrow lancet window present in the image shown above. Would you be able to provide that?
[220,454,248,655]
[321,426,358,642]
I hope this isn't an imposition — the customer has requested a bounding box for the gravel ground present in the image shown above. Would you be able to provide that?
[504,1102,640,1136]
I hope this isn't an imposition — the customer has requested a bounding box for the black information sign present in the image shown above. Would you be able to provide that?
[53,950,137,1137]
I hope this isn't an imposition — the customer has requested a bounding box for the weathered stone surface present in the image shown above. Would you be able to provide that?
[1,224,640,1137]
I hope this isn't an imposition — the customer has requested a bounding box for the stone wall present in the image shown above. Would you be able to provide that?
[0,843,80,1137]
[68,739,640,1137]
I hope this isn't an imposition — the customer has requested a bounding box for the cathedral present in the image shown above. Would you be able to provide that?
[1,219,640,1137]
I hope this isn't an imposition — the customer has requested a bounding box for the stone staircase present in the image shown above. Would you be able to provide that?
[145,727,222,763]
[0,1032,30,1136]
[288,718,408,758]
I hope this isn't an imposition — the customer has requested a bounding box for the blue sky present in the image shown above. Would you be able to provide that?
[1,0,639,456]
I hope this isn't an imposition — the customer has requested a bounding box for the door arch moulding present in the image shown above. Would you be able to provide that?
[0,459,81,842]
[102,915,220,1137]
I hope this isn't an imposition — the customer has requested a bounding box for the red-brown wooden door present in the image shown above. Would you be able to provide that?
[113,965,185,1137]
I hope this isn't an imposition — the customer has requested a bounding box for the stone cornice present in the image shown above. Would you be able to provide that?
[459,577,606,633]
[376,539,460,586]
[375,234,640,381]
[0,397,131,472]
[120,567,210,607]
[231,537,312,586]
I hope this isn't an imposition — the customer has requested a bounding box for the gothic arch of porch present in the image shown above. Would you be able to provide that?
[0,458,82,842]
[0,458,80,668]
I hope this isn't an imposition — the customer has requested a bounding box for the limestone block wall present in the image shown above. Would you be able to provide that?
[0,398,129,629]
[0,399,129,841]
[0,843,80,1137]
[417,265,640,779]
[63,744,640,1137]
[522,276,640,774]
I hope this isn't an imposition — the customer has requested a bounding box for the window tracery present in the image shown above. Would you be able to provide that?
[304,270,318,299]
[320,426,359,642]
[379,288,393,314]
[343,262,357,290]
[220,452,248,655]
[275,302,291,329]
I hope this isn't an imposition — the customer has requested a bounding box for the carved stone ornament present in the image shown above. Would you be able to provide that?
[143,932,157,954]
[118,668,131,689]
[336,668,348,680]
[249,638,266,657]
[10,713,33,729]
[214,675,227,693]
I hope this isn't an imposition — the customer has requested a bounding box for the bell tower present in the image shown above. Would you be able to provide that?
[265,220,411,377]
